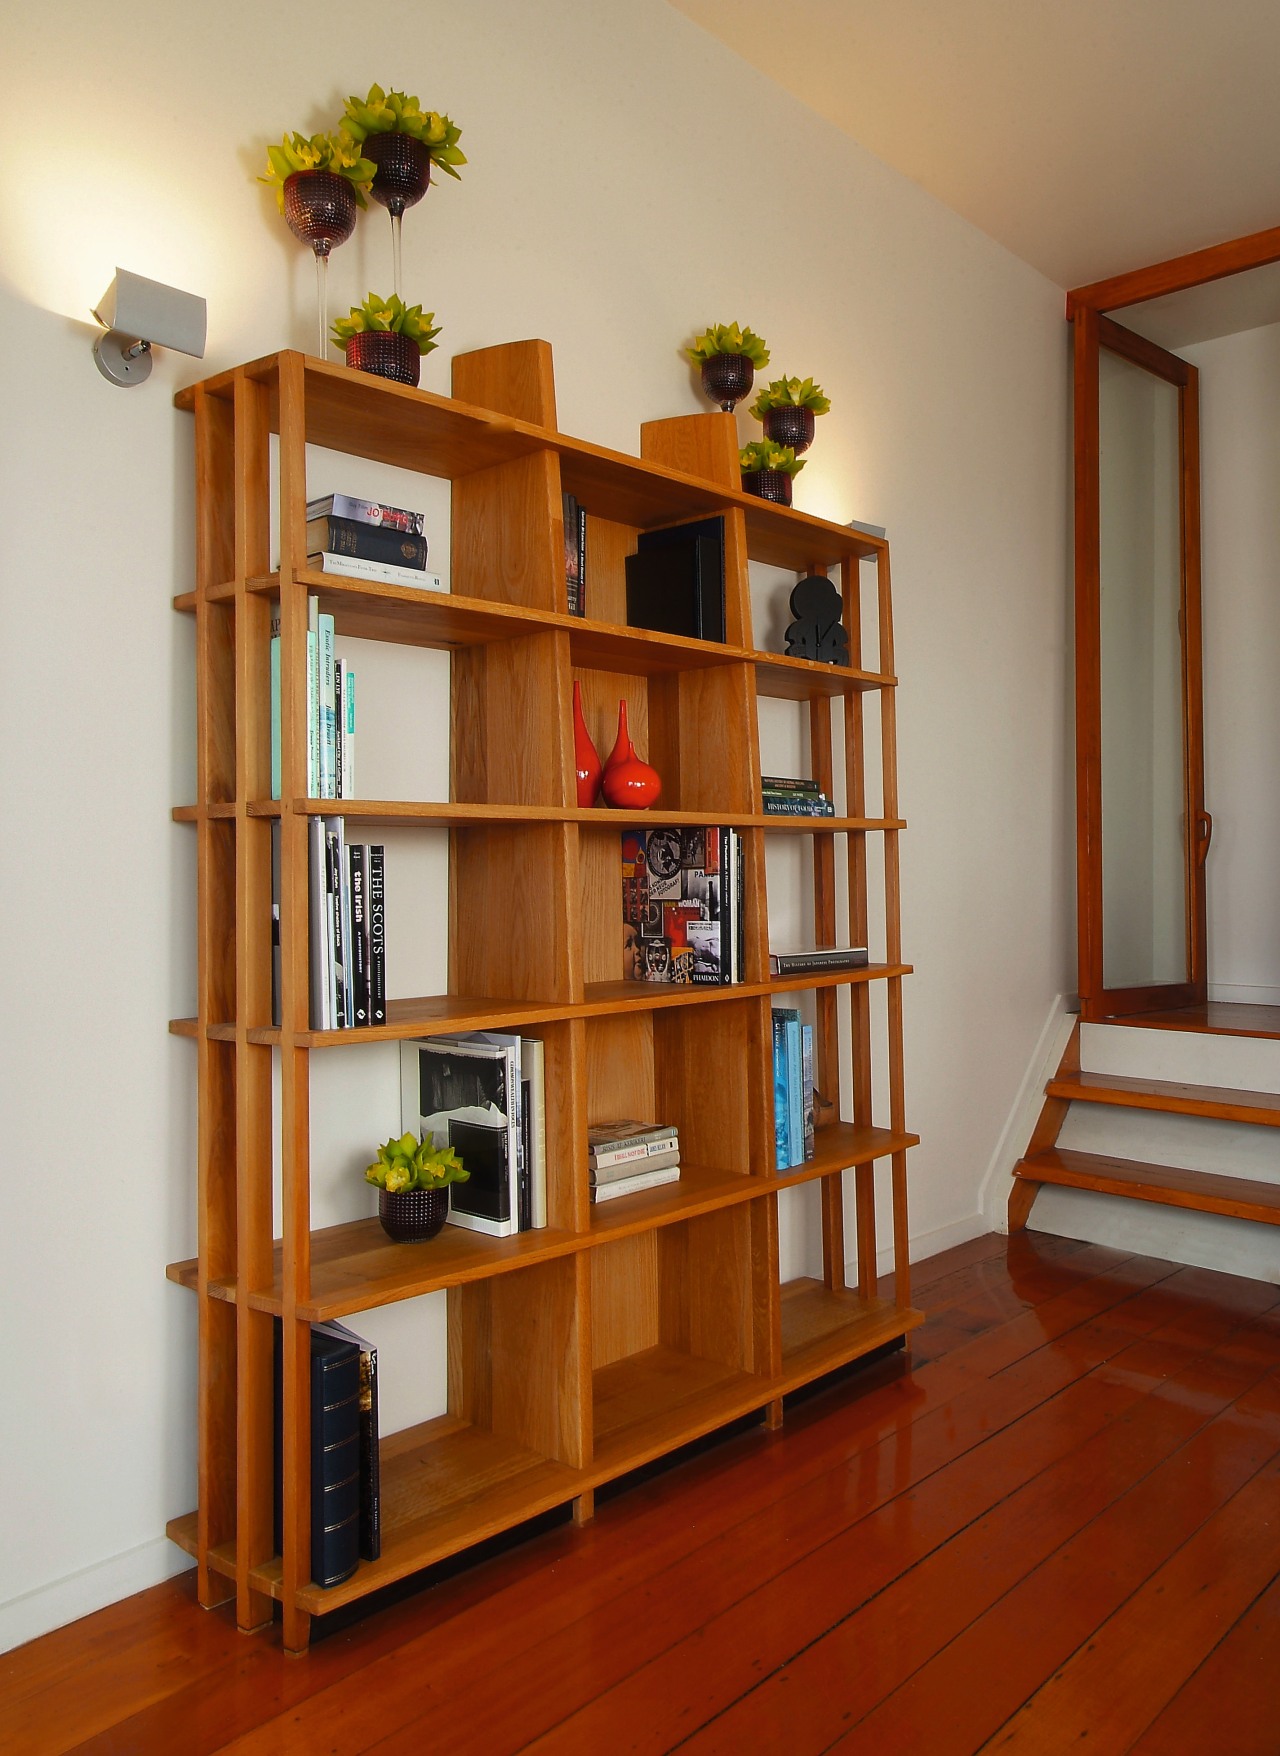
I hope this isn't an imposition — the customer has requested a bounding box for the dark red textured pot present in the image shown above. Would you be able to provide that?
[282,170,357,256]
[742,469,793,506]
[363,131,432,216]
[762,405,816,454]
[345,330,421,386]
[378,1186,448,1241]
[700,352,754,412]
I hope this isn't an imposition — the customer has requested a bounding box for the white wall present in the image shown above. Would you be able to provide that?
[0,0,1071,1649]
[1184,322,1280,1003]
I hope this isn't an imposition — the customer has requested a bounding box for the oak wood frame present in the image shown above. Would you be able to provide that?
[171,345,919,1649]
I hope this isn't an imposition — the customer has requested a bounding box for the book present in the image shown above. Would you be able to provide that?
[273,1323,362,1590]
[588,1119,679,1157]
[348,844,369,1026]
[367,846,386,1024]
[271,821,282,1029]
[401,1036,520,1237]
[270,613,281,800]
[778,1008,804,1169]
[307,596,320,797]
[622,827,727,985]
[308,551,447,592]
[762,795,835,817]
[769,947,869,974]
[802,1023,815,1161]
[306,493,424,534]
[324,820,344,1028]
[313,1320,380,1563]
[562,491,586,616]
[307,515,428,569]
[521,1036,548,1229]
[308,816,330,1029]
[334,661,345,798]
[318,615,336,798]
[591,1145,681,1183]
[772,1011,790,1169]
[629,517,726,643]
[761,775,825,794]
[333,817,354,1027]
[341,665,356,798]
[591,1163,681,1203]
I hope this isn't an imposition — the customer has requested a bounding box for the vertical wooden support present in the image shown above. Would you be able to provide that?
[193,385,237,1610]
[874,549,910,1309]
[232,372,274,1634]
[842,559,877,1297]
[452,339,557,428]
[809,690,846,1291]
[277,354,313,1654]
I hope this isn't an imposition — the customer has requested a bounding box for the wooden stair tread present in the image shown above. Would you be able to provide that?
[1047,1070,1280,1126]
[1014,1147,1280,1224]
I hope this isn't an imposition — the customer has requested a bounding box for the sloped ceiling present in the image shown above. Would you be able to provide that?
[668,0,1280,292]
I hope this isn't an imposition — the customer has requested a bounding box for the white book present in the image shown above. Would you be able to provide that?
[400,1037,520,1238]
[591,1164,681,1203]
[521,1037,547,1229]
[308,551,448,592]
[318,614,336,799]
[308,816,330,1028]
[335,815,354,1028]
[306,595,320,797]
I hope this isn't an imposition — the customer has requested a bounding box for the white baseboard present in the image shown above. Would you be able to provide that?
[858,1209,989,1283]
[0,1536,193,1657]
[979,994,1076,1234]
[1208,981,1280,1007]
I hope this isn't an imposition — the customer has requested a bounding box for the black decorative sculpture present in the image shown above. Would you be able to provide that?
[784,575,849,666]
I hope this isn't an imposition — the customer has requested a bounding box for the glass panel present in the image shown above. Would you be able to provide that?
[1098,349,1187,990]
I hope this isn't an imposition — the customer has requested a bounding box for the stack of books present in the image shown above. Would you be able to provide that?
[307,493,445,591]
[589,1121,680,1203]
[401,1034,548,1237]
[563,491,586,616]
[270,594,357,802]
[621,826,744,985]
[306,820,386,1030]
[772,1009,815,1169]
[761,775,836,817]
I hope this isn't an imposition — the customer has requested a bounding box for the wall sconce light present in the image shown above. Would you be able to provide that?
[92,268,207,387]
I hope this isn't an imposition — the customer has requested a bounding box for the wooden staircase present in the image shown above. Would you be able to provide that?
[1010,1021,1280,1234]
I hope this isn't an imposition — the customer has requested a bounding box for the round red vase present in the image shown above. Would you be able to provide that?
[601,699,662,809]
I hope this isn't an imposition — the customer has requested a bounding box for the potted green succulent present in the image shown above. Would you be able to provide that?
[343,84,466,216]
[749,376,831,455]
[687,322,770,413]
[332,293,442,387]
[260,130,375,246]
[739,439,806,507]
[365,1131,469,1241]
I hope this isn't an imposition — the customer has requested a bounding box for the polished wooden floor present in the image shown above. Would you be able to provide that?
[5,1231,1279,1754]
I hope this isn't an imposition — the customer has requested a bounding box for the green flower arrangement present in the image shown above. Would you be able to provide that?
[749,376,831,418]
[332,293,442,353]
[364,1132,469,1194]
[259,131,376,211]
[342,84,467,179]
[686,322,770,368]
[740,440,806,478]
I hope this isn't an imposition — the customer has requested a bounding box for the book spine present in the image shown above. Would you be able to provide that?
[367,846,386,1024]
[319,615,336,799]
[336,818,353,1028]
[325,822,342,1029]
[761,797,835,817]
[591,1145,681,1182]
[785,1014,803,1169]
[735,829,745,984]
[589,1134,678,1167]
[519,1079,532,1232]
[590,1164,680,1202]
[271,821,282,1030]
[308,494,425,534]
[342,667,356,799]
[306,596,319,797]
[311,516,429,567]
[719,827,733,985]
[773,1011,789,1170]
[270,615,281,801]
[760,775,825,794]
[333,660,344,799]
[576,502,586,618]
[310,1339,362,1589]
[310,551,447,591]
[357,1345,380,1563]
[523,1037,548,1230]
[770,950,869,973]
[507,1043,523,1234]
[802,1023,815,1161]
[309,817,329,1029]
[348,844,369,1026]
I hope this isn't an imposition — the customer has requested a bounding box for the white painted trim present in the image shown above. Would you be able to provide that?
[979,994,1077,1234]
[1208,982,1280,1007]
[0,1537,193,1656]
[855,1209,989,1283]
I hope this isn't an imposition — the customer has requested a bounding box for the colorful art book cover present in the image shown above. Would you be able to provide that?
[621,827,725,984]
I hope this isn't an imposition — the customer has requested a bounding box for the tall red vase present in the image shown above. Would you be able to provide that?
[573,680,603,807]
[600,698,662,809]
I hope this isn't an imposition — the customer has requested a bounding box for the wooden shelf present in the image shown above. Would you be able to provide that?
[173,342,916,1649]
[1014,1147,1280,1225]
[777,1280,923,1383]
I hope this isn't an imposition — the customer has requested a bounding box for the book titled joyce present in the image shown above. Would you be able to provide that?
[307,494,425,534]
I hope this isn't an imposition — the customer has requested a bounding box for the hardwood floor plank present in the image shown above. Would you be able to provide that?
[839,1361,1280,1754]
[1130,1569,1280,1754]
[520,1286,1280,1756]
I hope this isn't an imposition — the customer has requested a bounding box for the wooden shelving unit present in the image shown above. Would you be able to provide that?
[167,342,920,1650]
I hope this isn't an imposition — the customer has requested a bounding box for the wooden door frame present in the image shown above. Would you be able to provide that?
[1073,310,1206,1020]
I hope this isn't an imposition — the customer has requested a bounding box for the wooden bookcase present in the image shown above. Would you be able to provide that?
[165,341,920,1651]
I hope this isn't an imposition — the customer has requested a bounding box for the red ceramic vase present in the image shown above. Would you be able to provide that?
[601,699,662,809]
[573,680,602,807]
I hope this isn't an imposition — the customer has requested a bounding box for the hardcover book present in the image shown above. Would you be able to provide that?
[306,494,425,533]
[313,1320,380,1563]
[367,846,386,1024]
[770,947,869,974]
[307,515,428,569]
[273,1323,362,1590]
[590,1163,681,1202]
[628,517,726,643]
[401,1036,520,1237]
[622,827,728,984]
[307,551,447,592]
[562,491,586,616]
[591,1145,681,1183]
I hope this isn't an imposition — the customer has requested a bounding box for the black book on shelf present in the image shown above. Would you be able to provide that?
[626,516,726,644]
[273,1322,362,1589]
[306,514,429,569]
[314,1320,381,1564]
[367,845,386,1025]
